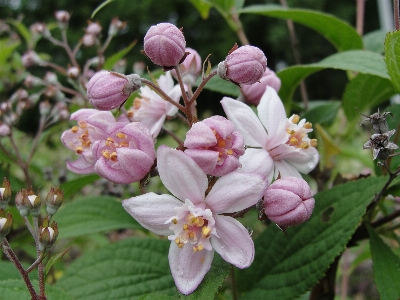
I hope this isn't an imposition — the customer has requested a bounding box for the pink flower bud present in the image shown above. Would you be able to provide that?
[55,11,70,23]
[263,177,314,227]
[240,67,281,105]
[184,116,245,176]
[171,47,201,85]
[87,70,142,110]
[143,23,186,68]
[108,18,126,36]
[82,33,96,47]
[218,45,267,85]
[0,123,10,137]
[67,66,80,79]
[22,50,41,67]
[86,21,102,36]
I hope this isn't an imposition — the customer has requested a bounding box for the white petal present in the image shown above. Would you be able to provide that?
[273,160,302,179]
[206,172,267,214]
[257,87,286,135]
[157,146,208,204]
[122,193,181,235]
[239,148,274,177]
[211,215,254,268]
[221,97,268,147]
[284,147,319,174]
[166,84,182,116]
[168,242,214,295]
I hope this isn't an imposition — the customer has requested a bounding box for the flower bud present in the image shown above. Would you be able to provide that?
[143,22,186,68]
[263,177,315,227]
[30,22,50,38]
[67,66,80,79]
[55,10,70,25]
[87,70,142,110]
[25,188,41,217]
[240,67,281,105]
[46,187,64,216]
[15,190,29,217]
[0,178,11,209]
[39,221,58,251]
[86,21,102,36]
[24,75,43,88]
[218,45,267,85]
[82,33,96,47]
[108,18,126,36]
[0,123,10,137]
[363,129,399,160]
[0,210,13,240]
[171,47,201,85]
[22,50,42,68]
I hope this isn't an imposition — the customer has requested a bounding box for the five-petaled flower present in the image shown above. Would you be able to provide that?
[221,87,319,182]
[122,146,267,295]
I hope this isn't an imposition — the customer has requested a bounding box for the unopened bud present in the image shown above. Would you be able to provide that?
[22,50,42,68]
[0,123,10,137]
[0,178,11,209]
[44,72,58,84]
[359,109,393,134]
[25,188,41,217]
[108,18,126,36]
[86,21,102,36]
[24,75,43,88]
[67,66,80,79]
[46,187,64,216]
[39,221,58,251]
[82,33,96,47]
[55,10,70,24]
[0,210,13,240]
[39,100,51,116]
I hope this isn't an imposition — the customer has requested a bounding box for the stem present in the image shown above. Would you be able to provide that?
[395,0,400,30]
[340,249,349,300]
[1,239,39,299]
[24,217,38,244]
[190,70,218,106]
[173,66,193,124]
[61,29,79,67]
[162,126,183,145]
[231,8,250,45]
[26,253,46,273]
[230,265,238,300]
[372,209,400,228]
[356,0,365,35]
[372,163,400,204]
[39,61,67,75]
[309,255,340,300]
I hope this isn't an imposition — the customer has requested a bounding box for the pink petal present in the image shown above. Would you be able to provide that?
[70,108,98,121]
[86,111,116,132]
[122,192,181,235]
[210,155,241,177]
[211,215,254,268]
[94,157,135,184]
[257,87,286,135]
[66,156,95,174]
[184,149,218,174]
[205,171,266,214]
[202,115,235,139]
[168,242,214,295]
[221,97,268,147]
[184,122,217,149]
[239,148,274,176]
[117,148,155,181]
[157,146,208,205]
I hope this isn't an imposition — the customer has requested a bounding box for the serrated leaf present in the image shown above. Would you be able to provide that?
[278,50,388,108]
[180,254,230,300]
[55,238,176,299]
[367,225,400,300]
[301,100,340,126]
[0,279,74,300]
[103,40,137,70]
[237,176,388,300]
[54,195,140,239]
[342,74,396,121]
[45,247,70,277]
[385,31,400,92]
[239,4,362,52]
[59,174,100,199]
[363,30,387,53]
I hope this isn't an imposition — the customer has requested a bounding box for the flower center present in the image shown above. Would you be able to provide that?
[69,121,92,154]
[101,132,130,162]
[210,130,236,165]
[285,115,317,149]
[167,200,216,253]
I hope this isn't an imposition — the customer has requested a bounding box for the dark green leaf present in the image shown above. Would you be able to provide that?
[59,174,100,199]
[367,225,400,300]
[103,41,137,70]
[239,4,362,52]
[237,176,387,300]
[55,238,176,299]
[0,38,20,66]
[301,101,340,126]
[54,195,140,239]
[196,75,240,97]
[189,0,212,19]
[385,31,400,93]
[45,247,70,277]
[342,74,396,121]
[6,19,31,47]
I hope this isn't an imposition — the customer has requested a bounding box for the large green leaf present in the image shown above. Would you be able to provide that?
[237,176,388,300]
[301,100,340,126]
[239,4,362,52]
[59,174,100,199]
[342,74,396,121]
[278,50,387,107]
[56,238,176,299]
[363,30,387,53]
[0,279,74,300]
[54,195,140,239]
[367,225,400,300]
[385,31,400,92]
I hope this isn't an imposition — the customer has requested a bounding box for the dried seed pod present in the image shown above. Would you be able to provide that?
[363,129,399,160]
[357,108,393,134]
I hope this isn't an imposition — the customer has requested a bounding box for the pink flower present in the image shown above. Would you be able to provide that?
[92,122,155,184]
[127,71,181,137]
[184,116,245,176]
[122,146,267,295]
[263,177,315,227]
[87,70,141,111]
[218,45,267,85]
[61,109,115,174]
[221,87,319,182]
[143,23,186,68]
[171,47,201,85]
[240,67,281,105]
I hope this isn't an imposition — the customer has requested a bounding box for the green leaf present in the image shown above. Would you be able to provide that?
[0,279,74,300]
[385,31,400,93]
[342,74,396,121]
[59,174,100,199]
[55,238,176,299]
[301,100,340,126]
[364,30,387,53]
[91,0,116,18]
[0,38,20,66]
[196,75,240,97]
[189,0,212,19]
[367,225,400,300]
[237,176,388,300]
[54,195,140,239]
[45,247,70,277]
[180,254,230,300]
[103,41,137,70]
[6,19,31,47]
[239,4,362,52]
[278,50,387,107]
[139,294,177,300]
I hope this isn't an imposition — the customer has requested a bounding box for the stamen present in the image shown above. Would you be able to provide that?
[76,146,84,154]
[102,150,111,159]
[226,149,233,155]
[116,132,126,139]
[119,141,129,147]
[300,142,309,149]
[289,137,298,146]
[183,224,188,230]
[201,226,211,238]
[71,126,79,133]
[172,218,178,224]
[110,152,118,161]
[310,139,317,147]
[197,244,204,251]
[79,121,87,129]
[291,115,300,124]
[304,122,312,129]
[217,139,226,148]
[127,110,134,118]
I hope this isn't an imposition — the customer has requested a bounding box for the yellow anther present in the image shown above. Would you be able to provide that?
[172,218,178,224]
[193,246,198,252]
[186,213,194,223]
[300,142,309,149]
[226,149,233,155]
[71,126,79,133]
[183,224,188,230]
[304,122,312,129]
[76,146,84,154]
[202,226,211,238]
[79,121,88,129]
[197,244,204,251]
[310,139,318,147]
[175,237,180,245]
[178,243,184,248]
[116,132,126,139]
[189,231,195,239]
[82,140,91,147]
[102,150,111,159]
[291,115,300,124]
[107,137,114,143]
[80,133,89,140]
[195,217,204,227]
[133,98,142,109]
[289,137,298,146]
[217,139,226,148]
[110,152,118,161]
[127,110,134,118]
[119,141,129,147]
